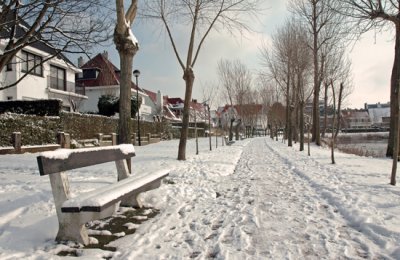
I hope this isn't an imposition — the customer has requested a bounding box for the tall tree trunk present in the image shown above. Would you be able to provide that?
[286,68,291,146]
[387,27,400,159]
[229,119,234,141]
[335,83,344,139]
[178,68,195,160]
[331,81,336,165]
[114,27,138,144]
[293,83,299,144]
[322,82,328,138]
[299,101,305,151]
[311,3,321,146]
[390,25,400,185]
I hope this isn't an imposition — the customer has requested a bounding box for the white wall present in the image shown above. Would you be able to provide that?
[80,85,119,113]
[79,86,154,121]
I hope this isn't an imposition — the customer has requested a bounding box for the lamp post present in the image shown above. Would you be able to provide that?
[133,69,141,146]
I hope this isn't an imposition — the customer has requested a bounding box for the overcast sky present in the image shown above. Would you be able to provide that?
[101,0,393,109]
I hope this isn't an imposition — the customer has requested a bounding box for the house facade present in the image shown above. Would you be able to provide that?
[341,109,372,130]
[0,41,86,111]
[142,89,181,122]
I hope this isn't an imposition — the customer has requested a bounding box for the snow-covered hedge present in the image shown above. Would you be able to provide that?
[0,99,62,116]
[0,112,170,147]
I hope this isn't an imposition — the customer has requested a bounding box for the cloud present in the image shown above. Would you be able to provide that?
[348,30,393,108]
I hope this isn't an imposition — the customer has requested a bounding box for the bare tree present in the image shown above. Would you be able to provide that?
[200,80,219,148]
[330,81,344,164]
[292,27,313,152]
[290,0,346,146]
[261,19,306,147]
[142,0,260,160]
[114,0,139,144]
[0,0,113,90]
[267,102,286,140]
[338,0,400,185]
[218,59,253,140]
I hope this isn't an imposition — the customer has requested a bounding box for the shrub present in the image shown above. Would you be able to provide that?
[98,95,118,116]
[98,95,141,117]
[0,99,62,116]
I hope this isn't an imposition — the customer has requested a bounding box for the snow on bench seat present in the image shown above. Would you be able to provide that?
[61,169,169,212]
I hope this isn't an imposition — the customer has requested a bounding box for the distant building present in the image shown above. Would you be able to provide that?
[341,109,372,130]
[365,102,390,129]
[218,104,267,132]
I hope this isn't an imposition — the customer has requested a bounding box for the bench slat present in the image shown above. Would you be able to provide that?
[61,169,169,212]
[37,144,135,175]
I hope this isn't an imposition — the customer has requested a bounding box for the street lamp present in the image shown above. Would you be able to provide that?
[133,69,141,146]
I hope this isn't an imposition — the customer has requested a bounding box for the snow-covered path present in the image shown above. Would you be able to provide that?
[116,137,399,259]
[1,137,399,259]
[245,139,367,258]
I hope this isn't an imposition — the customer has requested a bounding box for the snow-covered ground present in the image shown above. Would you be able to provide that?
[0,137,399,259]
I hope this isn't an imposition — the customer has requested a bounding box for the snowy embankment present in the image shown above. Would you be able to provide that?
[0,137,399,259]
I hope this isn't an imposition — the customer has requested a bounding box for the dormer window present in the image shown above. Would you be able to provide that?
[76,68,99,80]
[84,68,99,79]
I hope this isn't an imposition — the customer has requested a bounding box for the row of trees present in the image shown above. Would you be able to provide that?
[260,2,352,155]
[259,0,400,185]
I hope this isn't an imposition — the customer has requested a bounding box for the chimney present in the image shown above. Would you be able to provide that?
[77,56,84,67]
[103,50,108,60]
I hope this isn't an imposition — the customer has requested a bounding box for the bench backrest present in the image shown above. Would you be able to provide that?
[37,144,136,176]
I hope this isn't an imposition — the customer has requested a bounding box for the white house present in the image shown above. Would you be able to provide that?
[0,41,86,111]
[365,102,390,128]
[76,52,155,121]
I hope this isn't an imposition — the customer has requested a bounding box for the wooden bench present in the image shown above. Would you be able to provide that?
[224,136,235,146]
[36,144,169,245]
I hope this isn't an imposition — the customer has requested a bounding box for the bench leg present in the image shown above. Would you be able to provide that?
[56,213,90,245]
[55,204,117,245]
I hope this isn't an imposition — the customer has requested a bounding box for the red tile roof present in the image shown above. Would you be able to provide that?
[143,89,157,103]
[168,97,184,105]
[234,104,263,115]
[76,53,139,91]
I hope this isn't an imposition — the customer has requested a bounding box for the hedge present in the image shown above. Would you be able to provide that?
[0,99,62,116]
[0,112,172,147]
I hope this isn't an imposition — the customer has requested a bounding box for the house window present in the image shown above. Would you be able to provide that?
[21,50,42,76]
[6,62,12,71]
[50,65,66,91]
[82,69,99,79]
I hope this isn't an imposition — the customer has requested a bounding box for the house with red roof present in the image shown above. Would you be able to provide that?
[75,51,208,123]
[76,52,154,121]
[142,88,180,122]
[142,88,208,122]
